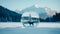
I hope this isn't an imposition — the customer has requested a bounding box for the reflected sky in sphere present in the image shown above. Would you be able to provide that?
[22,11,39,18]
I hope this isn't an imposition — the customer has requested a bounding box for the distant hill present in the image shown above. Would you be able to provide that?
[0,6,22,22]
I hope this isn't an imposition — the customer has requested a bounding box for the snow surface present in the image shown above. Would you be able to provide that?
[0,22,60,34]
[0,22,60,28]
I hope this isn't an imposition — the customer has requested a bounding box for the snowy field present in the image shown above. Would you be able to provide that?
[0,22,60,34]
[0,22,60,28]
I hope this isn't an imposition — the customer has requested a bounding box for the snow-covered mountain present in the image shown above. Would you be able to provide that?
[45,7,56,16]
[19,5,56,19]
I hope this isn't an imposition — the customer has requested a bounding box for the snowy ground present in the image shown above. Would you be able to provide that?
[0,22,60,28]
[0,22,60,34]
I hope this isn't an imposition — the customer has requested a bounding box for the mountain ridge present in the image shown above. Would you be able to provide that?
[0,6,21,22]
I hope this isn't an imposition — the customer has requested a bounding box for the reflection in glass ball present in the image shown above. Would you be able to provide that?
[21,11,40,27]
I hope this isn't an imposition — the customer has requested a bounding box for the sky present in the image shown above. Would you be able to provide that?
[0,0,60,12]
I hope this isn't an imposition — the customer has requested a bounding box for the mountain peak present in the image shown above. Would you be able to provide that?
[34,4,40,8]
